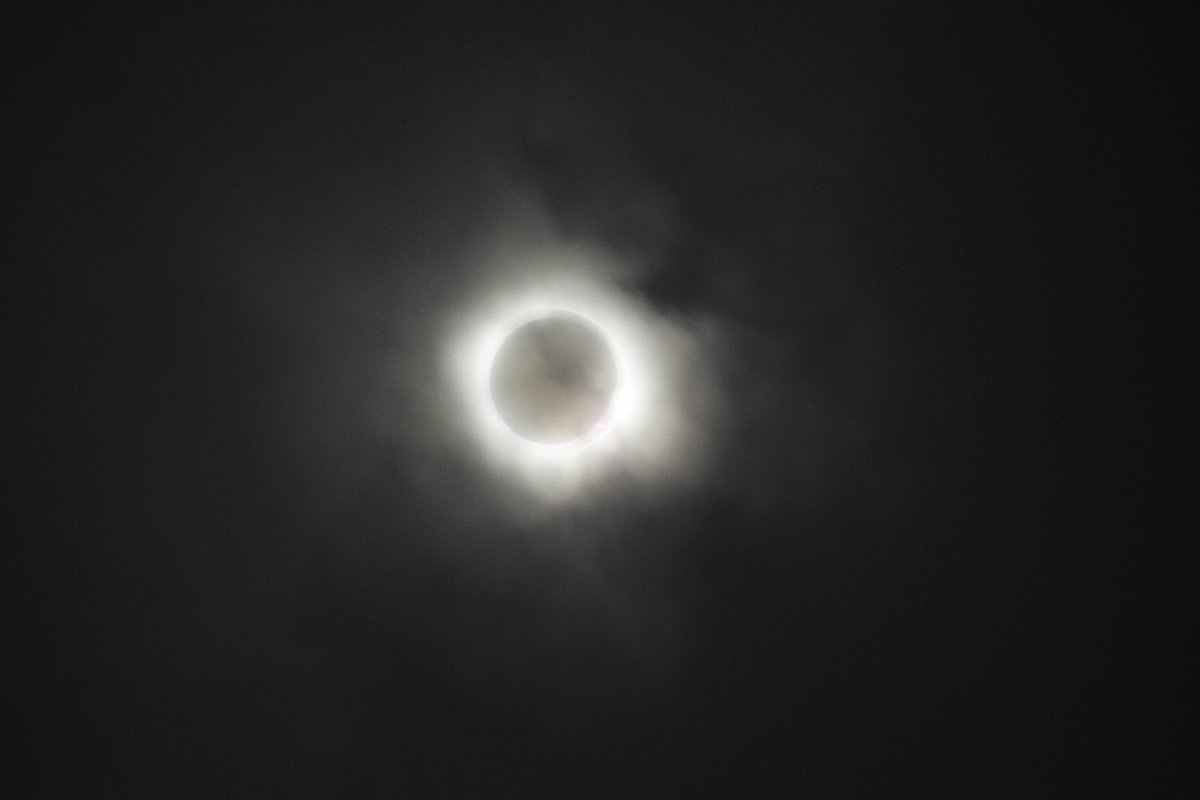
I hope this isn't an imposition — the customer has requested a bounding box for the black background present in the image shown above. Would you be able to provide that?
[7,4,1189,797]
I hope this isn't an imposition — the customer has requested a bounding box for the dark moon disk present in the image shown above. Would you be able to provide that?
[489,312,617,443]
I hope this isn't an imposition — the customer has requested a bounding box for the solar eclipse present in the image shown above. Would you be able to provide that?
[489,311,617,444]
[444,265,714,500]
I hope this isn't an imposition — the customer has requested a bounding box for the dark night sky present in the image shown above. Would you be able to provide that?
[6,4,1189,798]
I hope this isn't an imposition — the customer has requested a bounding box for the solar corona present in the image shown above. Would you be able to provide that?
[445,270,684,498]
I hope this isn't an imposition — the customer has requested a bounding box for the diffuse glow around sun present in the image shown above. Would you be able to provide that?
[445,266,707,500]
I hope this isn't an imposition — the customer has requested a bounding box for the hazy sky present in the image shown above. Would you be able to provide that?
[8,5,1185,798]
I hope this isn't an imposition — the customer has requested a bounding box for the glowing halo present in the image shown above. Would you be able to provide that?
[444,269,692,499]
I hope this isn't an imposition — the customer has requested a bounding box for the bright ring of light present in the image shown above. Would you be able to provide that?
[446,273,665,496]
